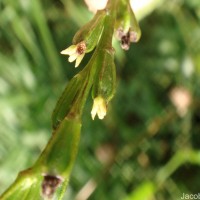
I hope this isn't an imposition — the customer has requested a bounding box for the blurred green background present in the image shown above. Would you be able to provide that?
[1,0,200,199]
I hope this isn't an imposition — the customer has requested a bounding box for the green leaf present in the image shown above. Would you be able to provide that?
[123,181,155,200]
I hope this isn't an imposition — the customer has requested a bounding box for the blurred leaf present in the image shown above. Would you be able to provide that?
[123,181,155,200]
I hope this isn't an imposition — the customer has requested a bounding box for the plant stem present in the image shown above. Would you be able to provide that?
[98,0,119,50]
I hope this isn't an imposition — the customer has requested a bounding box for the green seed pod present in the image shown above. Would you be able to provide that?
[92,48,116,103]
[73,9,106,52]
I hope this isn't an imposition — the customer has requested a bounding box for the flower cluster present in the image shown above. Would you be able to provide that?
[60,1,140,121]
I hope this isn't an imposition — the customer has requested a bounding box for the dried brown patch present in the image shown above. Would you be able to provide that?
[41,174,63,199]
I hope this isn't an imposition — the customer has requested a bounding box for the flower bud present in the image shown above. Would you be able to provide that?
[91,48,116,119]
[73,9,106,53]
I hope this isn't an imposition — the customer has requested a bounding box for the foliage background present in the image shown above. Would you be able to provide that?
[0,0,200,199]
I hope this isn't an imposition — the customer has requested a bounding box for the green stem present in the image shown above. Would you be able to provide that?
[98,0,119,49]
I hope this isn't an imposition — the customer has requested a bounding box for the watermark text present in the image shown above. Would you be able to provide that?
[181,193,200,199]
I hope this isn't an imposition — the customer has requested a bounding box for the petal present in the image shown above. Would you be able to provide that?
[91,104,98,120]
[97,102,106,119]
[129,31,138,42]
[91,97,107,120]
[60,45,77,55]
[75,53,85,68]
[68,53,78,63]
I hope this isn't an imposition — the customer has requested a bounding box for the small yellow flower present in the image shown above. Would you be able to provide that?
[61,41,86,68]
[91,96,107,120]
